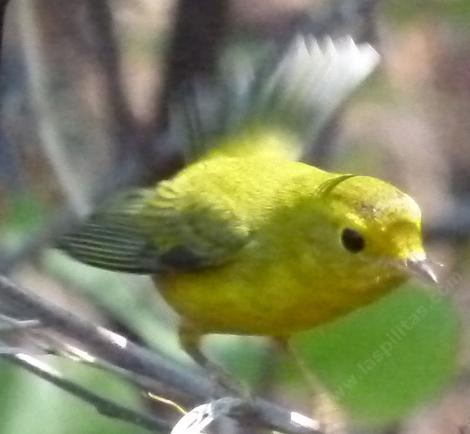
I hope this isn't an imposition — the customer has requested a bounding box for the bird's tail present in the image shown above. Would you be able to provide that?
[169,35,380,162]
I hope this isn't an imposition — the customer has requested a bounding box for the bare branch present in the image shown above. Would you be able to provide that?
[150,0,231,133]
[17,0,90,215]
[0,274,321,434]
[0,0,9,64]
[86,0,138,161]
[5,353,172,432]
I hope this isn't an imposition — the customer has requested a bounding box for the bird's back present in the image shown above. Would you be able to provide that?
[160,154,329,230]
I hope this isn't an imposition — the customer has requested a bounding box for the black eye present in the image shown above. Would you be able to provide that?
[341,228,365,253]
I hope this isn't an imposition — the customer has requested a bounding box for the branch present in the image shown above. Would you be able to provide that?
[0,0,9,64]
[86,0,138,162]
[5,353,171,432]
[0,274,321,434]
[150,0,231,133]
[17,0,90,215]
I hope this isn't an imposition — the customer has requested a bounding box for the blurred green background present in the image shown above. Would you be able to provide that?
[0,0,469,433]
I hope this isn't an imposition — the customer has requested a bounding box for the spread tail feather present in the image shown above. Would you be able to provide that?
[170,35,380,161]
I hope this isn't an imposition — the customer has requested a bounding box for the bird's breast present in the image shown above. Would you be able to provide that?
[155,255,404,337]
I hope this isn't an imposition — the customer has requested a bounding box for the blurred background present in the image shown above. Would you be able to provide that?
[0,0,469,433]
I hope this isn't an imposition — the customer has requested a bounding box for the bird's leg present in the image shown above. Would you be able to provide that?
[178,324,249,397]
[274,337,347,434]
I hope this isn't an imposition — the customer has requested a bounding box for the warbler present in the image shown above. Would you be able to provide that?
[59,36,436,373]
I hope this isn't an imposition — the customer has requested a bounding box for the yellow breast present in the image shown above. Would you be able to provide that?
[156,242,405,337]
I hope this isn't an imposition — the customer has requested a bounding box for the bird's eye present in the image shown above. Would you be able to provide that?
[341,228,365,253]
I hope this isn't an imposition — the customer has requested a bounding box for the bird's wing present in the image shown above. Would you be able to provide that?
[58,186,251,274]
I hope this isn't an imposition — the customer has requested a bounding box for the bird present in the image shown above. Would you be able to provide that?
[58,35,437,386]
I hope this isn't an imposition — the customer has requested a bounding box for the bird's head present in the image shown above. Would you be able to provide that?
[307,174,437,289]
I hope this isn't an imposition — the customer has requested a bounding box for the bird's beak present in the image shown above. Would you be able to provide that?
[405,257,439,284]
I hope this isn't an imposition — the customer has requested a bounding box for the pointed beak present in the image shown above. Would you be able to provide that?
[405,257,439,284]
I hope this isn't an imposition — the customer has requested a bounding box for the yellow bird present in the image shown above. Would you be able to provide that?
[59,37,436,374]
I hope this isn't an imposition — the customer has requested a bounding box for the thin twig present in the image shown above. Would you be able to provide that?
[5,353,171,432]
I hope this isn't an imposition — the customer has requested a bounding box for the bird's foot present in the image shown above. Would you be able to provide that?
[205,360,252,401]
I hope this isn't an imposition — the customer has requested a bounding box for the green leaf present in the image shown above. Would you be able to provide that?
[291,285,460,427]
